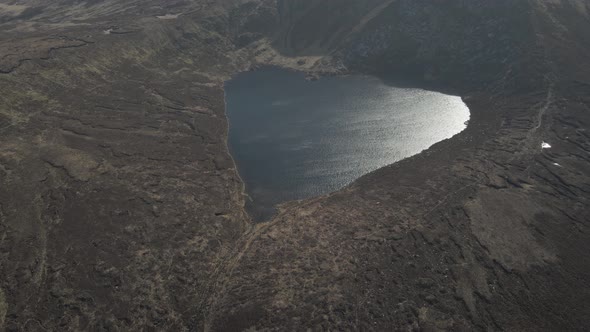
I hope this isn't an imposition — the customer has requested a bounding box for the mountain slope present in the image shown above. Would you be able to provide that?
[0,0,589,330]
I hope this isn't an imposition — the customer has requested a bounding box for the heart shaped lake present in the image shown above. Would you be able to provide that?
[225,68,470,221]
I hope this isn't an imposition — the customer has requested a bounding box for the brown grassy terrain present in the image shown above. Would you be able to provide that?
[0,0,589,330]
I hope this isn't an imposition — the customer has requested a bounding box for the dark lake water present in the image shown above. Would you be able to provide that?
[225,68,470,221]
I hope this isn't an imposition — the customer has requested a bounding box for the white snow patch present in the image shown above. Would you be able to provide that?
[156,13,180,20]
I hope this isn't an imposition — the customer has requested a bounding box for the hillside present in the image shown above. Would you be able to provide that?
[0,0,589,330]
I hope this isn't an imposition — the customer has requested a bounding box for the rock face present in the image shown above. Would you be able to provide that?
[344,1,531,86]
[0,0,589,330]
